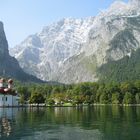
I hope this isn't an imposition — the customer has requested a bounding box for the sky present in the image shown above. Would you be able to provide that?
[0,0,128,47]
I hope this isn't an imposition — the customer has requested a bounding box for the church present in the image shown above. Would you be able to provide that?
[0,78,19,107]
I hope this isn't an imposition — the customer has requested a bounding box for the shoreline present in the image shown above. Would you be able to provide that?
[1,103,140,108]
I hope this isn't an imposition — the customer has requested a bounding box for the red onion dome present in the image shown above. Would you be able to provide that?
[0,78,5,83]
[8,79,13,84]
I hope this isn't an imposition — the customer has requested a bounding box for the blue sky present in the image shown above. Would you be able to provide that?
[0,0,128,47]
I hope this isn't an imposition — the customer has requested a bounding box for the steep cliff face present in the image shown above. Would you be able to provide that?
[0,22,9,59]
[10,17,95,81]
[56,0,140,83]
[0,21,42,82]
[10,0,140,84]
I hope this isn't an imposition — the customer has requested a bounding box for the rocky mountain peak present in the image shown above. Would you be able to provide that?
[10,0,140,83]
[0,21,3,29]
[0,21,9,58]
[0,21,43,83]
[10,17,95,81]
[129,0,140,5]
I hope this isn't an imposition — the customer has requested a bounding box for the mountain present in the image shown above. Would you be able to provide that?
[10,17,95,81]
[10,0,140,84]
[0,21,43,83]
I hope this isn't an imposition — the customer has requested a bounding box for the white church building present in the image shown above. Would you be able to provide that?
[0,78,19,107]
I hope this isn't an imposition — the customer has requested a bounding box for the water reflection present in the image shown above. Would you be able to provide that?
[0,106,140,140]
[0,108,16,138]
[1,117,12,137]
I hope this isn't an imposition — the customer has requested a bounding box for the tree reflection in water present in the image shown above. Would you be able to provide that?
[0,106,139,140]
[0,108,16,138]
[1,117,12,137]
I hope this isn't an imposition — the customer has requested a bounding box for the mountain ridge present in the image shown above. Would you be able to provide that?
[10,17,95,81]
[10,0,140,83]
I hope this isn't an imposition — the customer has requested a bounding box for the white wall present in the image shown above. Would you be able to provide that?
[0,95,4,106]
[12,96,19,106]
[0,94,19,106]
[4,95,12,106]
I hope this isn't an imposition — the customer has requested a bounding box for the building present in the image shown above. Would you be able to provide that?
[0,78,19,107]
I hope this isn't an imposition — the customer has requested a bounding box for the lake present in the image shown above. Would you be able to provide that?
[0,106,140,140]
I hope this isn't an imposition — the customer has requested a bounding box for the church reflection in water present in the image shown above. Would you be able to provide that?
[0,116,12,137]
[0,108,17,138]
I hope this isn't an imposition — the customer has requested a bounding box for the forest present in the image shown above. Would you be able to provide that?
[98,49,140,83]
[16,80,140,106]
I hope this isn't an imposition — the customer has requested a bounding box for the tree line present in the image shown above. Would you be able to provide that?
[15,80,140,105]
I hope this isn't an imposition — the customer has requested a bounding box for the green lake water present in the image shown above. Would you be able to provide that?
[0,106,140,140]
